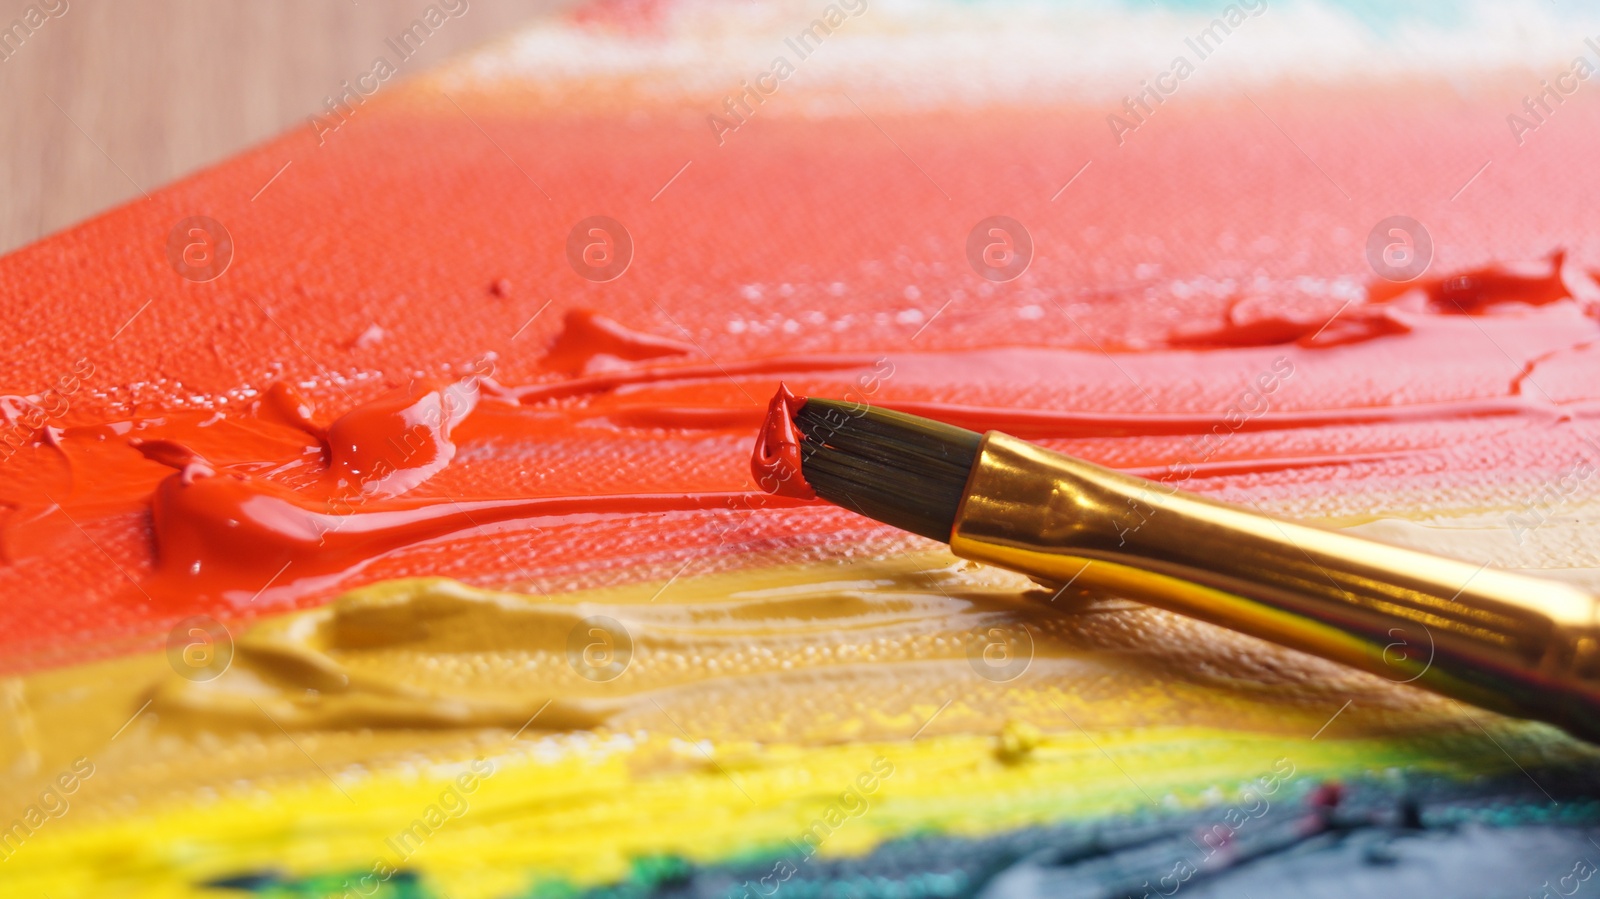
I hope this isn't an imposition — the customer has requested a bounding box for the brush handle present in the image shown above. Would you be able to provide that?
[950,432,1600,742]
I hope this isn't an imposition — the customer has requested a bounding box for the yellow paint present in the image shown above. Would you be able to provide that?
[2,548,1596,897]
[4,723,1591,898]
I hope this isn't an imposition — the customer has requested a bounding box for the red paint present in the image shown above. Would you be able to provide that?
[878,396,1562,441]
[487,355,876,405]
[1,282,1595,671]
[320,379,477,499]
[144,454,791,605]
[121,365,806,605]
[132,439,215,482]
[254,383,326,441]
[751,383,816,500]
[1,273,1595,673]
[1168,303,1412,349]
[3,73,1600,674]
[1308,782,1345,810]
[540,309,694,375]
[1371,250,1578,314]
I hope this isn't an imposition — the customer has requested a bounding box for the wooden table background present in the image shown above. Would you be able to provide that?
[0,0,570,256]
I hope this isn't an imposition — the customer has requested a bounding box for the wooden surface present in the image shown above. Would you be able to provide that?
[0,0,570,255]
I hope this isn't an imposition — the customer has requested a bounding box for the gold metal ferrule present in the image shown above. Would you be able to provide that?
[950,432,1600,743]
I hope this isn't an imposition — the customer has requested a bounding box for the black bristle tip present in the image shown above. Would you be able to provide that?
[793,398,983,543]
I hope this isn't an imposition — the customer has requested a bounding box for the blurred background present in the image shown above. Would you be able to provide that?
[0,0,571,255]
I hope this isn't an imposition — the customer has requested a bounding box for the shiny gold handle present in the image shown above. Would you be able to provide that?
[951,432,1600,742]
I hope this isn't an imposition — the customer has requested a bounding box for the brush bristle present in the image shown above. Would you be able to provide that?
[793,398,983,542]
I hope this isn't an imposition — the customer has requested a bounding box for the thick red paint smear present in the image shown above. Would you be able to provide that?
[144,457,791,607]
[1372,251,1576,314]
[2,280,1592,673]
[541,309,695,375]
[2,72,1600,673]
[750,383,815,500]
[1168,302,1413,349]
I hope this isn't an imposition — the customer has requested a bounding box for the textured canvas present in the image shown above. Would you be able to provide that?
[3,1,1600,896]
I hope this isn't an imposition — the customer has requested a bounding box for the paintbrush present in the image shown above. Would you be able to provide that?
[752,386,1600,743]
